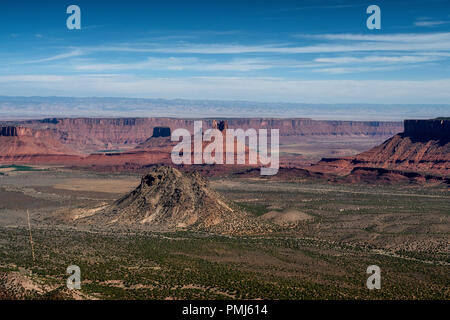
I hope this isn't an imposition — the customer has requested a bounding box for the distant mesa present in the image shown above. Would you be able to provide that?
[0,118,407,180]
[135,127,175,150]
[4,117,402,154]
[152,127,171,138]
[40,118,60,125]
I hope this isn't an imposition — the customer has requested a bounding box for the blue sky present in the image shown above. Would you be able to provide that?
[1,0,450,104]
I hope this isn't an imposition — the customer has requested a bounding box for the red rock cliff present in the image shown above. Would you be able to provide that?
[313,119,450,177]
[14,118,402,153]
[0,126,33,137]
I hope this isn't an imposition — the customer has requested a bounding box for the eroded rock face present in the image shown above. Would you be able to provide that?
[0,126,82,164]
[312,119,450,179]
[0,126,33,137]
[8,118,402,153]
[89,166,253,232]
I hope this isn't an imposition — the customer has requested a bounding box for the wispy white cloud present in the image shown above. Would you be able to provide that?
[312,66,398,74]
[75,57,272,72]
[314,55,440,64]
[89,32,450,55]
[24,49,84,64]
[8,31,449,77]
[5,31,450,80]
[14,32,450,67]
[415,20,450,27]
[414,17,450,27]
[305,32,450,42]
[311,55,442,74]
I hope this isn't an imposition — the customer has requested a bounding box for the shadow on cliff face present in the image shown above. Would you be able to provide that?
[403,119,450,144]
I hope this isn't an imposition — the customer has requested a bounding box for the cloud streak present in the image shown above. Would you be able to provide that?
[23,49,84,64]
[111,32,450,54]
[74,57,272,72]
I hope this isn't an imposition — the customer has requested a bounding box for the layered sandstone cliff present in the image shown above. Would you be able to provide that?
[0,126,34,137]
[313,119,450,178]
[0,126,81,164]
[12,118,402,153]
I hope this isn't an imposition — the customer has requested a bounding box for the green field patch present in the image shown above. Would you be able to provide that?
[0,165,46,172]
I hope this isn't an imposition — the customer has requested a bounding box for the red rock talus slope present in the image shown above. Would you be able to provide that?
[13,118,402,153]
[82,121,253,168]
[0,126,82,164]
[135,127,175,150]
[81,126,176,167]
[313,119,450,178]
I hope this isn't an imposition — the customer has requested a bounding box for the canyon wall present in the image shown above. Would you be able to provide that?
[0,126,81,163]
[0,126,33,137]
[14,117,402,152]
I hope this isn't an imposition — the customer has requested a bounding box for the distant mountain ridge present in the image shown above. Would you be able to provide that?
[0,96,448,120]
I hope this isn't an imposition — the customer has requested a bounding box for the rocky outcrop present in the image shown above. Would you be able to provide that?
[79,166,261,234]
[313,119,450,179]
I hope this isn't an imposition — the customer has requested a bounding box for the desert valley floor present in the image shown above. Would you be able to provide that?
[0,165,448,299]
